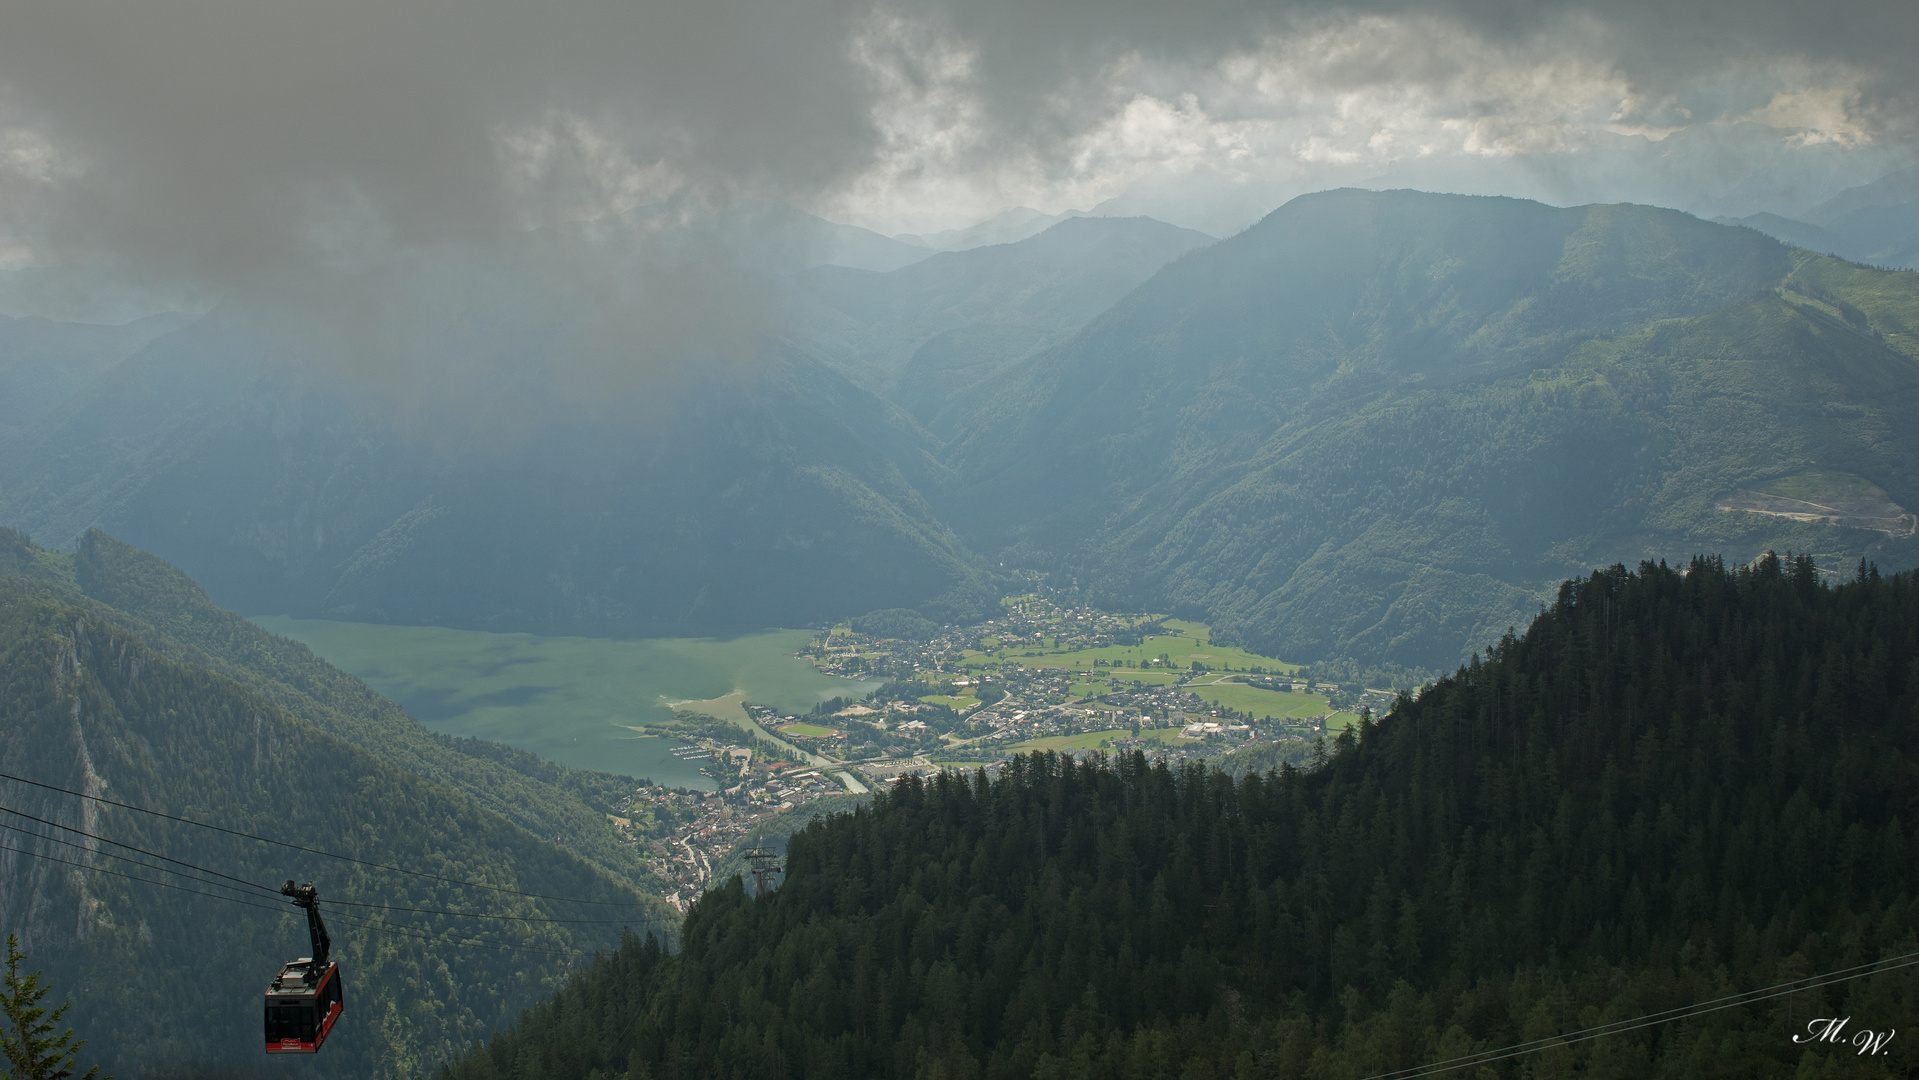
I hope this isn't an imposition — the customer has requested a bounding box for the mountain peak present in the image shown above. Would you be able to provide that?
[893,206,1092,251]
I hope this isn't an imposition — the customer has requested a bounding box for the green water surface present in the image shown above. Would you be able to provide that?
[251,618,881,789]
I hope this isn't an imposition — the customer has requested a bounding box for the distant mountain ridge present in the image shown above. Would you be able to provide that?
[725,203,936,272]
[0,215,1212,636]
[4,192,1919,670]
[0,313,991,632]
[796,215,1214,427]
[938,189,1919,665]
[0,311,189,433]
[1721,166,1919,270]
[890,206,1089,251]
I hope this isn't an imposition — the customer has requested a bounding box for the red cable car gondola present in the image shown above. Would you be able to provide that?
[264,880,342,1054]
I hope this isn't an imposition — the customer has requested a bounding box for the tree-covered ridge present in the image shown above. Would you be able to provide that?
[0,572,667,1076]
[0,309,994,636]
[8,193,1919,673]
[444,555,1918,1079]
[944,190,1919,668]
[0,526,649,880]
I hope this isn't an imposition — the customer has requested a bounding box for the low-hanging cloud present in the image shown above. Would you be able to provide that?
[0,0,1913,395]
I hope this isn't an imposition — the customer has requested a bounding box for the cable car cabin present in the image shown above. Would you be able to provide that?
[263,958,342,1053]
[266,879,341,1053]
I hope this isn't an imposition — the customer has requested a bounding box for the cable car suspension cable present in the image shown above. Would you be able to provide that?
[0,818,284,904]
[0,771,651,907]
[0,803,285,896]
[0,803,668,929]
[0,840,290,914]
[0,841,612,956]
[1357,946,1919,1080]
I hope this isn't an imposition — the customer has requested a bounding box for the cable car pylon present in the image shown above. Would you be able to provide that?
[264,880,343,1054]
[744,833,782,898]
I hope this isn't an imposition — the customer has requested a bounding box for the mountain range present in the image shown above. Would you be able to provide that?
[1721,166,1919,270]
[939,190,1919,664]
[890,206,1091,252]
[3,189,1918,669]
[0,526,671,1076]
[6,183,1919,1080]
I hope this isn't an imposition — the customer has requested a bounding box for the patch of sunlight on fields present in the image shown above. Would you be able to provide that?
[965,619,1301,676]
[1185,680,1331,720]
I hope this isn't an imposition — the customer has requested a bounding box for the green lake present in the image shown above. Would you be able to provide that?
[251,618,883,789]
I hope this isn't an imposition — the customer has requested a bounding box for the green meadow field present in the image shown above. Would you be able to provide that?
[1183,678,1332,721]
[1011,729,1131,752]
[1010,726,1204,753]
[253,617,882,787]
[1137,725,1203,744]
[960,619,1301,675]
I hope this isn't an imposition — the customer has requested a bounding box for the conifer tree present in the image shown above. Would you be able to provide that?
[443,558,1919,1080]
[0,935,104,1080]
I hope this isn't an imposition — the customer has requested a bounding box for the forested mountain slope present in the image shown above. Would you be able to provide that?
[0,312,990,630]
[1800,167,1919,270]
[794,216,1212,427]
[0,311,189,435]
[7,191,1919,671]
[443,555,1919,1080]
[1721,169,1919,272]
[0,527,652,880]
[0,567,665,1078]
[944,189,1919,667]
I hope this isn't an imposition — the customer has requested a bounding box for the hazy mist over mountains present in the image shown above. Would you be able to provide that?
[1720,165,1919,270]
[5,191,1919,671]
[7,3,1919,1078]
[6,4,1919,668]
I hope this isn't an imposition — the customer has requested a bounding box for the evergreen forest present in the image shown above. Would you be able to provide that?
[444,555,1919,1079]
[0,527,677,1077]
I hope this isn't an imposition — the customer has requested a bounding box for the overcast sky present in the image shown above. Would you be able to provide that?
[1,0,1914,337]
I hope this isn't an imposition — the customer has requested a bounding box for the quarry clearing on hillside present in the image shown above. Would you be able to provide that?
[1718,471,1917,538]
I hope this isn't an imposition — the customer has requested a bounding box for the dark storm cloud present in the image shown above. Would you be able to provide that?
[0,0,1911,373]
[927,0,1918,140]
[0,0,873,283]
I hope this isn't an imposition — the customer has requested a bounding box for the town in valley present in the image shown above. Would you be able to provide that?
[616,594,1402,906]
